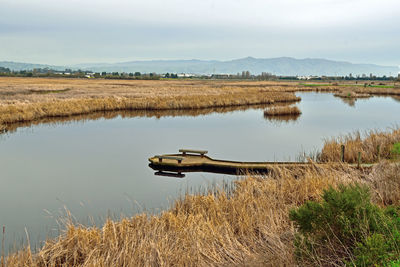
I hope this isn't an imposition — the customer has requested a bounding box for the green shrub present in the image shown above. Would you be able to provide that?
[388,259,400,267]
[290,184,400,266]
[391,143,400,159]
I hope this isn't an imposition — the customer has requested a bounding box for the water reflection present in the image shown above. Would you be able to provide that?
[263,114,301,124]
[333,95,400,107]
[337,97,357,107]
[3,104,276,134]
[154,171,186,178]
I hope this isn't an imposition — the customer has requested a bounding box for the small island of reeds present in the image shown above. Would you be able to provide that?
[264,105,302,116]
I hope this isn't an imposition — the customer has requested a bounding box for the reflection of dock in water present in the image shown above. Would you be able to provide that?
[148,149,334,177]
[154,171,186,178]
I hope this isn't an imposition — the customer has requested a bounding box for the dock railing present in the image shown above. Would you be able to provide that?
[179,149,208,157]
[154,155,184,164]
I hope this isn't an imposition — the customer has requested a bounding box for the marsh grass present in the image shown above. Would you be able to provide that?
[0,92,299,126]
[7,160,400,266]
[4,155,400,265]
[333,91,370,99]
[5,164,363,267]
[0,78,398,133]
[0,78,302,131]
[264,105,301,116]
[320,128,400,163]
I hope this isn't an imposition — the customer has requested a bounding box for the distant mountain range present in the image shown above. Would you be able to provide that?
[0,57,398,76]
[0,61,64,71]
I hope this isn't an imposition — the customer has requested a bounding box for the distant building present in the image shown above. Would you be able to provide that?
[177,73,196,78]
[297,76,319,80]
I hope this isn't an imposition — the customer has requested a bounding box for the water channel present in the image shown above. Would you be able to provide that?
[0,92,399,252]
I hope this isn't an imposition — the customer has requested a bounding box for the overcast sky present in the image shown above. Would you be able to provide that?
[1,0,399,66]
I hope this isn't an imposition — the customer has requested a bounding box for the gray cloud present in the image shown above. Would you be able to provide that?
[0,0,399,65]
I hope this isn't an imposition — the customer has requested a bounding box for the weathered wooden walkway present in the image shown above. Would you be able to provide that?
[148,149,373,175]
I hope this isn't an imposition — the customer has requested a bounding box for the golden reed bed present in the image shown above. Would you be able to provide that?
[0,77,399,132]
[2,127,400,266]
[321,128,400,163]
[0,78,303,131]
[4,161,400,266]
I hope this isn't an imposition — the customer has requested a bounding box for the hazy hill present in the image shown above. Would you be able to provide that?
[74,57,399,76]
[0,61,63,71]
[1,57,398,76]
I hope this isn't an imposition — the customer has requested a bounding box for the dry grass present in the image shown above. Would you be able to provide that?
[0,78,303,131]
[3,142,400,266]
[264,105,301,116]
[0,77,398,132]
[0,92,299,126]
[2,105,271,134]
[2,78,400,265]
[320,128,400,163]
[333,91,371,99]
[5,164,363,267]
[6,161,400,267]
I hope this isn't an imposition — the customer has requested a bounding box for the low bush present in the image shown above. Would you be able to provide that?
[391,142,400,159]
[290,184,400,266]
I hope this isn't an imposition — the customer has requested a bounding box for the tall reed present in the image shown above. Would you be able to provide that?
[320,128,400,163]
[264,105,301,116]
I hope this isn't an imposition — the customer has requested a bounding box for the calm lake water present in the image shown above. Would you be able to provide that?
[1,92,400,252]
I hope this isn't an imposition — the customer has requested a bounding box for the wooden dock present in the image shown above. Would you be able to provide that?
[148,149,373,175]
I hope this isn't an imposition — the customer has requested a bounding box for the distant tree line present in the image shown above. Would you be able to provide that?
[103,72,160,80]
[0,67,398,81]
[0,68,161,80]
[209,71,399,81]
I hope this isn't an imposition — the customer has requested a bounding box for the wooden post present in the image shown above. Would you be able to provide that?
[341,145,345,162]
[377,145,381,162]
[358,152,361,169]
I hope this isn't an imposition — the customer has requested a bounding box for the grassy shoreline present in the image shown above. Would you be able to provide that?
[0,78,304,132]
[0,92,300,132]
[3,127,400,266]
[1,78,399,132]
